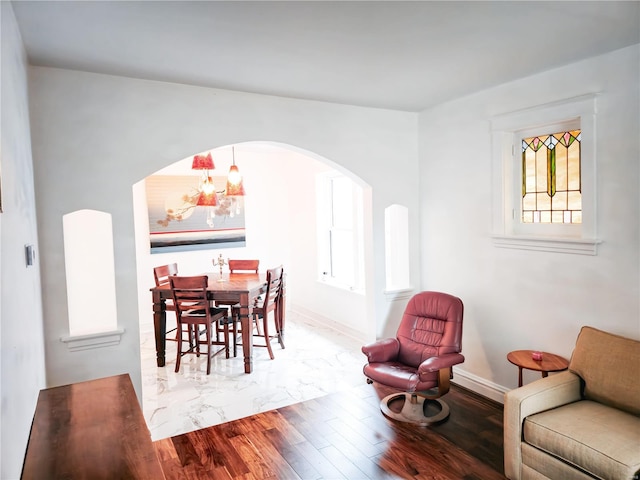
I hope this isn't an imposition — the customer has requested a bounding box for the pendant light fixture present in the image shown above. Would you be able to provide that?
[196,191,217,206]
[197,191,217,228]
[192,152,216,194]
[226,147,245,196]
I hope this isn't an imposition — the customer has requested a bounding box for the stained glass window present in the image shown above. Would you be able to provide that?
[521,130,581,224]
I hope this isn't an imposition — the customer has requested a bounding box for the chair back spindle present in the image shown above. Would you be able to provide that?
[153,263,179,340]
[153,263,178,288]
[251,265,285,359]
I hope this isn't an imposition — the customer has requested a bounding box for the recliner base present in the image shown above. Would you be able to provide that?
[380,392,450,426]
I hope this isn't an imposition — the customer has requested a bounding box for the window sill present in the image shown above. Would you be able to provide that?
[60,328,125,352]
[317,278,365,295]
[492,235,601,255]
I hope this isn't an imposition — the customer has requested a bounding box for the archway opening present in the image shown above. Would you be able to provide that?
[132,141,374,439]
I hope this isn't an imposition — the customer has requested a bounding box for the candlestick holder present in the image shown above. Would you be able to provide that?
[212,253,228,282]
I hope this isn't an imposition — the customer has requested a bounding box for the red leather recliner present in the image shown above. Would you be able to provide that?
[362,291,464,425]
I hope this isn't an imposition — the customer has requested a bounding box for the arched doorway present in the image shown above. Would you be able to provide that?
[132,141,374,439]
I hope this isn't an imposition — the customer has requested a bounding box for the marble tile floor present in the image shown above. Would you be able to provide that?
[140,311,367,441]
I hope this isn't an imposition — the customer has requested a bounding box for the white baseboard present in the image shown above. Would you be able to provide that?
[452,367,508,404]
[288,304,369,344]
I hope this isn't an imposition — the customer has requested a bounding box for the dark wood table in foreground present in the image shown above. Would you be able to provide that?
[22,374,164,479]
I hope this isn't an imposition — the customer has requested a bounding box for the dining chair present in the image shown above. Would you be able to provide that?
[217,259,263,343]
[153,263,178,341]
[236,265,285,360]
[169,275,232,375]
[228,259,259,273]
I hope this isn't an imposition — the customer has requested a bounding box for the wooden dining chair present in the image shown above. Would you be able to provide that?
[153,263,178,341]
[236,265,285,360]
[169,275,232,375]
[218,259,263,342]
[228,259,259,273]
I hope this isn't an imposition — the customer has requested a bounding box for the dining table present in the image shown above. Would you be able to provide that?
[151,271,281,374]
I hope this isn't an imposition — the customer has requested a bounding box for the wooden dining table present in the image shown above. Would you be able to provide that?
[151,272,278,374]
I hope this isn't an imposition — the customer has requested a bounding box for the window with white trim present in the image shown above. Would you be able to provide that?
[491,94,599,255]
[316,172,364,291]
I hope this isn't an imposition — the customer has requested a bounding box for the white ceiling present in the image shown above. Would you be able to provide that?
[10,1,640,112]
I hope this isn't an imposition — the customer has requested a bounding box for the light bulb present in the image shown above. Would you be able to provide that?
[201,176,216,195]
[227,165,242,186]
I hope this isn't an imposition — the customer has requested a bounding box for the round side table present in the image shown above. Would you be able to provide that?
[507,350,569,387]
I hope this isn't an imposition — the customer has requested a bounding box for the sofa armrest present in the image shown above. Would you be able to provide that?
[504,370,582,480]
[362,338,399,363]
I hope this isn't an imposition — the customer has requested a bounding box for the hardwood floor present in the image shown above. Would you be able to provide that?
[154,382,506,479]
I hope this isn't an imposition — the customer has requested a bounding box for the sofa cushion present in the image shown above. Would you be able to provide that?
[524,400,640,480]
[569,326,640,416]
[521,443,598,480]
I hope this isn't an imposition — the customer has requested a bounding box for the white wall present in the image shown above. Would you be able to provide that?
[0,3,46,478]
[419,45,640,401]
[27,67,420,400]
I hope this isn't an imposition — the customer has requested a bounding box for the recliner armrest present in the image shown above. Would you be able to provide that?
[418,353,465,374]
[362,338,400,363]
[503,370,582,480]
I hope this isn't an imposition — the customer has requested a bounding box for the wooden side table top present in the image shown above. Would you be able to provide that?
[507,350,569,387]
[507,350,569,373]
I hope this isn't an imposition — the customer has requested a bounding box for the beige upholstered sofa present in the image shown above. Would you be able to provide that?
[504,326,640,480]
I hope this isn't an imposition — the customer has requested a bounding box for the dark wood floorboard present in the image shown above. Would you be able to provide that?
[154,382,506,480]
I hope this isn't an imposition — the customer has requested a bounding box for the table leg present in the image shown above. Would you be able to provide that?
[518,367,523,388]
[238,292,254,374]
[542,371,549,378]
[152,290,167,367]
